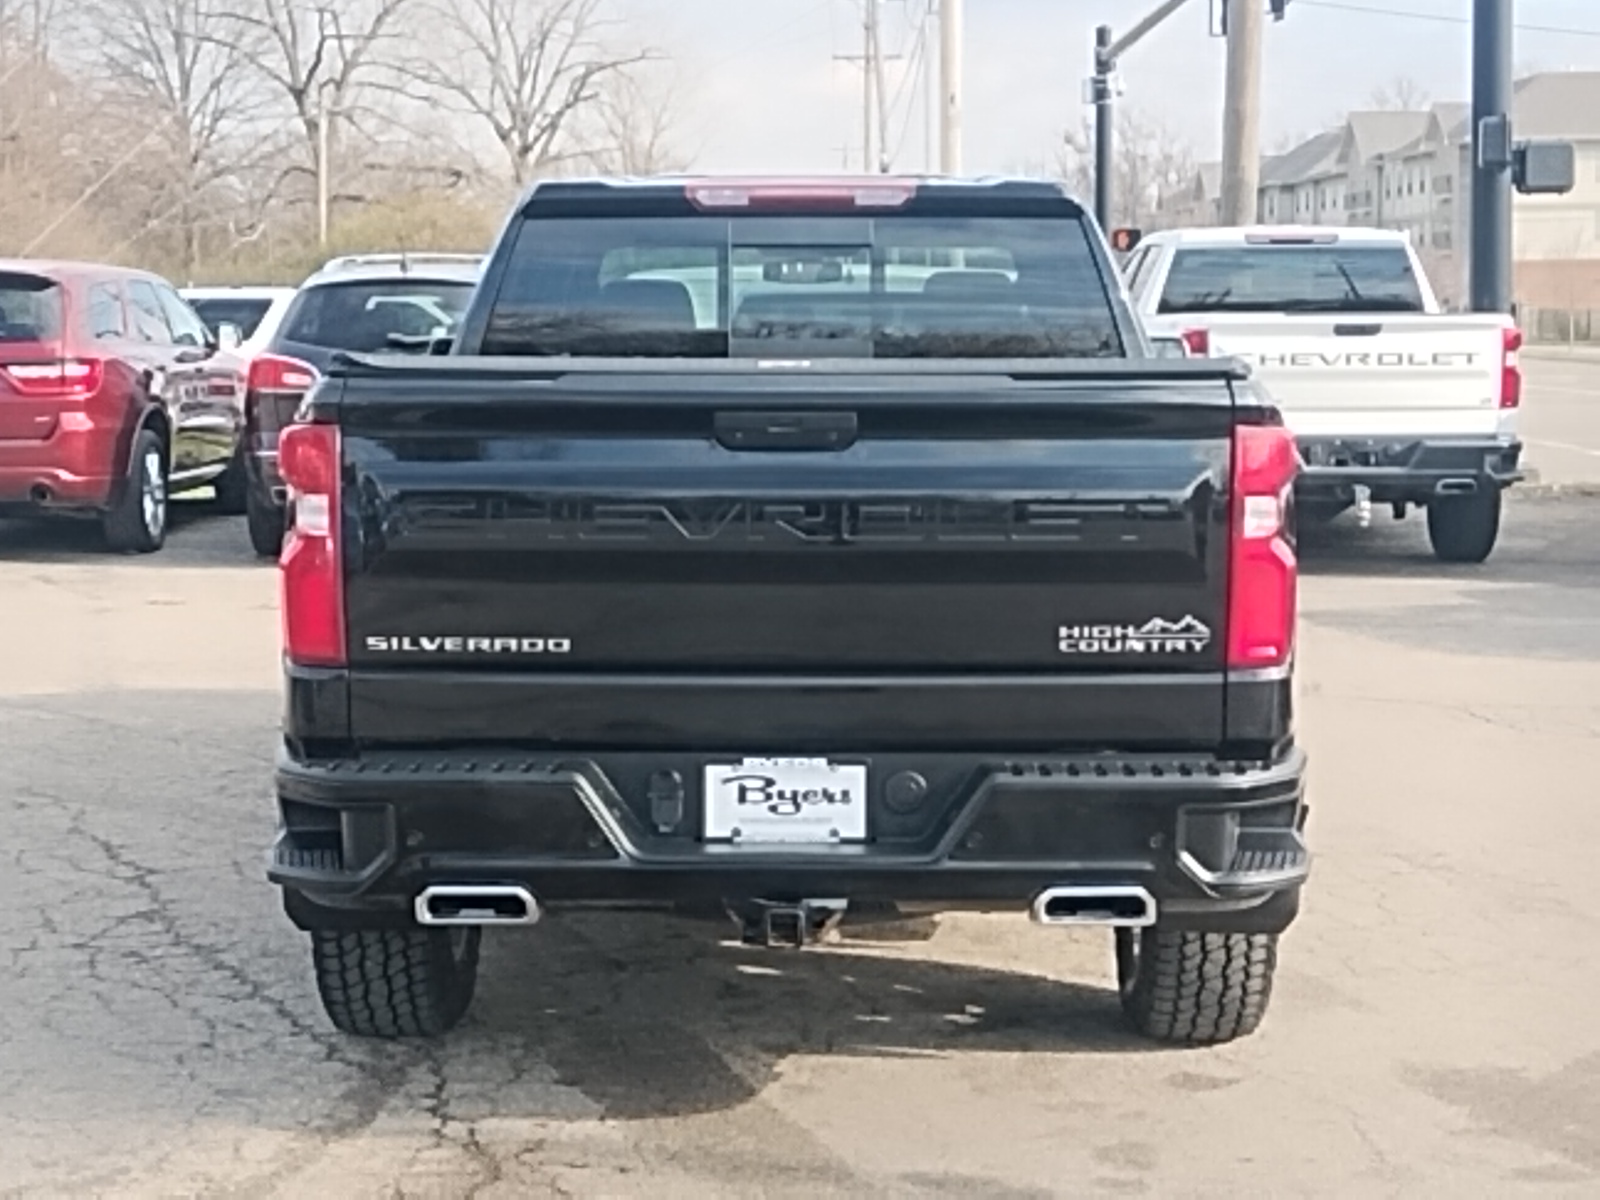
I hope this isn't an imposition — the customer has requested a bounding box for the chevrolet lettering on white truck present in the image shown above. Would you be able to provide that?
[1124,226,1522,562]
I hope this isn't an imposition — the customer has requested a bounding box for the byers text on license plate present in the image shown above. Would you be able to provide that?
[703,758,868,844]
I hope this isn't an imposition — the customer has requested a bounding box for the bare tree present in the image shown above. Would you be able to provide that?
[84,0,268,274]
[401,0,652,185]
[1057,109,1195,231]
[1369,76,1429,111]
[1,0,686,277]
[578,70,688,175]
[226,0,416,210]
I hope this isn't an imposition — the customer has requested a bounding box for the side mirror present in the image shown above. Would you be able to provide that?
[1110,228,1143,254]
[1514,141,1575,195]
[216,322,243,352]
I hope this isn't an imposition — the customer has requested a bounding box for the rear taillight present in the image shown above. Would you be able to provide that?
[1499,327,1523,409]
[278,422,345,667]
[1180,328,1210,357]
[1227,424,1299,670]
[1,358,105,397]
[249,353,318,393]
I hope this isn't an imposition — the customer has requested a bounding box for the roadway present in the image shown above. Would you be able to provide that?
[0,455,1597,1195]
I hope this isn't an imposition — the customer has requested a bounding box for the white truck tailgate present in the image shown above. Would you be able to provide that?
[1201,316,1509,439]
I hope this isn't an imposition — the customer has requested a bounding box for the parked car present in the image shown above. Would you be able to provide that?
[238,253,482,556]
[268,178,1309,1046]
[181,285,297,354]
[0,259,246,552]
[1124,226,1522,562]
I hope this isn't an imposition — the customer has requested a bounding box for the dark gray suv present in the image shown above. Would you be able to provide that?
[239,253,482,556]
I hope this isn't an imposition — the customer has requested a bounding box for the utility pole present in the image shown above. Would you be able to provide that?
[924,1,937,170]
[1220,0,1264,225]
[837,1,901,174]
[1470,0,1513,313]
[317,84,333,247]
[939,0,962,173]
[869,0,894,172]
[862,0,876,171]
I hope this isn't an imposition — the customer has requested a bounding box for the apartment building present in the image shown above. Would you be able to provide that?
[1156,72,1600,313]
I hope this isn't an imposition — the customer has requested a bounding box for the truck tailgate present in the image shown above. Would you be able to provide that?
[331,362,1242,751]
[1203,315,1506,438]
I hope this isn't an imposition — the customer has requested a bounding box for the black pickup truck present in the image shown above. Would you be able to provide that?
[268,177,1309,1046]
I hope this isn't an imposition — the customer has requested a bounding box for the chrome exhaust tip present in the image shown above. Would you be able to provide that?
[415,885,540,926]
[1030,885,1157,928]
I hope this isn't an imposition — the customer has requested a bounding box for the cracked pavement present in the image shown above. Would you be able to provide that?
[1,494,1597,1198]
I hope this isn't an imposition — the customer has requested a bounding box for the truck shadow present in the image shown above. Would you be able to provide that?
[455,913,1160,1121]
[0,498,256,566]
[1295,495,1593,580]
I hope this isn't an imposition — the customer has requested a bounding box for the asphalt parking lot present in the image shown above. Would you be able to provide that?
[1522,351,1600,489]
[1,364,1597,1196]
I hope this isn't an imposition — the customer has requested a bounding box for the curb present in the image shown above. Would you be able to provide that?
[1513,478,1600,498]
[1524,346,1600,363]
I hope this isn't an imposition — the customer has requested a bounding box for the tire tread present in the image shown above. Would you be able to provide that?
[1119,927,1278,1045]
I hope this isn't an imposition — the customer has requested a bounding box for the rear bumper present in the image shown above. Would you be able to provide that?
[270,746,1309,934]
[1296,436,1521,501]
[0,417,125,510]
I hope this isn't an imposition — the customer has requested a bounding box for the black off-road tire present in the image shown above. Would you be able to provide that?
[309,925,482,1038]
[246,483,285,558]
[1427,487,1502,564]
[1116,927,1278,1045]
[102,428,168,554]
[212,444,250,515]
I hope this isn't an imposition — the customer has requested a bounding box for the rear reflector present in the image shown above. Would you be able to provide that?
[1,358,104,397]
[1500,326,1523,409]
[278,422,345,667]
[1227,424,1299,670]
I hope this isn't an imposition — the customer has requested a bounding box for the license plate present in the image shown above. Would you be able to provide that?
[703,758,868,844]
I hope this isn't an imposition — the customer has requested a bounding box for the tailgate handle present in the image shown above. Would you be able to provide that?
[715,410,858,451]
[1333,323,1383,337]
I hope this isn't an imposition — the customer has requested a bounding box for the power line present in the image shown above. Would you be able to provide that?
[887,13,928,167]
[1295,0,1600,38]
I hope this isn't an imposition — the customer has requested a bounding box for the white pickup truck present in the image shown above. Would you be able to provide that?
[1123,226,1522,562]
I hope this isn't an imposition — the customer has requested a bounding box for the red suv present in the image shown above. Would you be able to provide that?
[0,260,247,552]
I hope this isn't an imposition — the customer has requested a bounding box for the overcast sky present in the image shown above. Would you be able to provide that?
[621,0,1600,172]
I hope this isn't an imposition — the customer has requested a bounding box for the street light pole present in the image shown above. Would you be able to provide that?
[1088,0,1196,230]
[1092,25,1113,230]
[1470,0,1513,313]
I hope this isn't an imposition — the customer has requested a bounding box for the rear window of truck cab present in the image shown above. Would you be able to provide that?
[1157,244,1425,314]
[481,211,1122,358]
